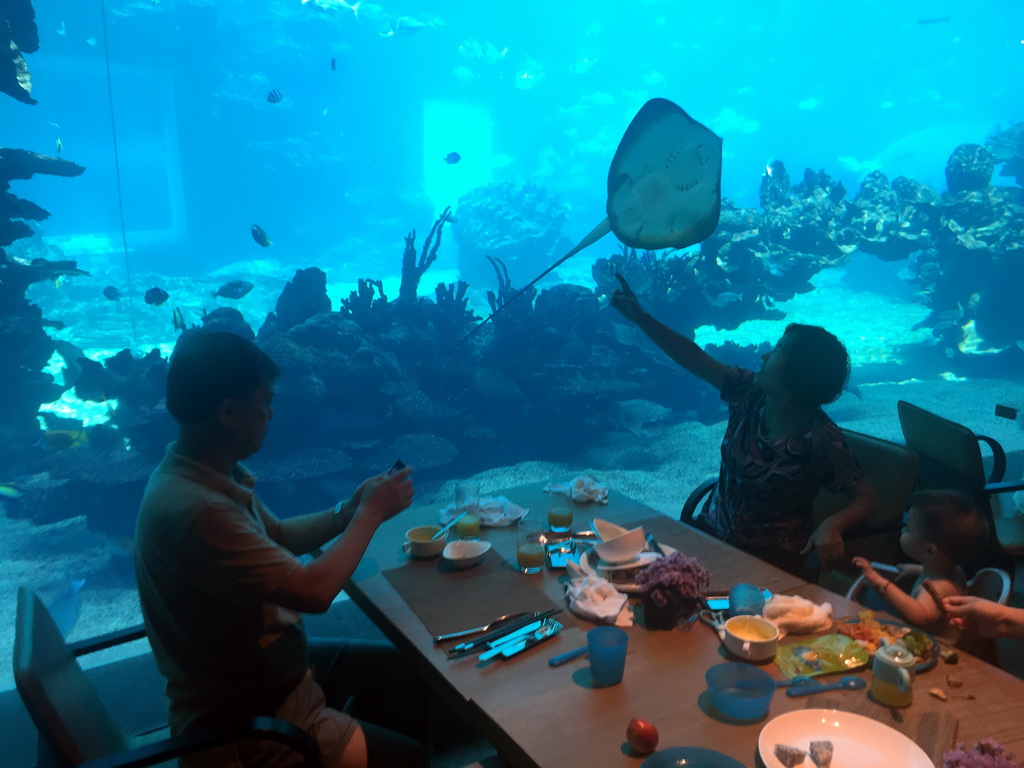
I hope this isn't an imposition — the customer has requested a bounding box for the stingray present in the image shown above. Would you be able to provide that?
[457,97,722,346]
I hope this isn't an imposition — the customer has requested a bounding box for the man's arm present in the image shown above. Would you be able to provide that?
[266,470,413,613]
[611,275,726,390]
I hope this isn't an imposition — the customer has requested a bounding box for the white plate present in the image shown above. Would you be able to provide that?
[580,544,677,593]
[758,709,933,768]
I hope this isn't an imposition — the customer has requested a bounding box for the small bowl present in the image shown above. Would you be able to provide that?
[442,539,492,569]
[722,616,779,662]
[403,526,447,559]
[593,526,645,565]
[592,518,628,541]
[705,662,776,720]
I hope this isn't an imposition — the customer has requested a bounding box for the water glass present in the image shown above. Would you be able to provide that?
[547,490,573,533]
[516,517,546,574]
[588,626,628,686]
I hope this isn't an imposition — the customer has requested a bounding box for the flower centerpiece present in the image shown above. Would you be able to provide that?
[942,739,1019,768]
[635,551,710,630]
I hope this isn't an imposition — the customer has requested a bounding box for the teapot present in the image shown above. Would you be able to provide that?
[870,640,916,708]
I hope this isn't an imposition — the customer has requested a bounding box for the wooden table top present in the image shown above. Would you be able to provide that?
[345,483,1024,767]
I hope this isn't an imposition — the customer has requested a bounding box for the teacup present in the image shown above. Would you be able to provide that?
[402,526,446,559]
[722,615,779,661]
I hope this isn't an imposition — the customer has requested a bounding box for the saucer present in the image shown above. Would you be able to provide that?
[581,544,677,594]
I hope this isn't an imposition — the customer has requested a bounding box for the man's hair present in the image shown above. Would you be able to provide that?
[779,323,850,407]
[166,331,279,425]
[909,489,989,564]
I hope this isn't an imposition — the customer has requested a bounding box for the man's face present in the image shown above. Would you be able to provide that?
[227,381,275,458]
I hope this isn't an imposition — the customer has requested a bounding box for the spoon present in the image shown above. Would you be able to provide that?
[431,510,468,541]
[786,675,867,698]
[433,610,534,643]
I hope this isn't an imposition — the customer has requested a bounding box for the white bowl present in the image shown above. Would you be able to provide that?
[593,526,645,565]
[592,518,628,542]
[442,540,492,569]
[723,615,779,662]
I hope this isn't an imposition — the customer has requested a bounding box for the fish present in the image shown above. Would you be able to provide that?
[103,285,121,300]
[251,224,273,247]
[381,15,427,37]
[56,136,63,155]
[37,429,88,451]
[145,286,169,306]
[213,280,255,299]
[267,88,284,104]
[444,152,461,165]
[454,98,722,349]
[54,275,65,289]
[48,578,86,637]
[0,482,23,499]
[708,291,743,307]
[331,57,336,71]
[172,307,185,332]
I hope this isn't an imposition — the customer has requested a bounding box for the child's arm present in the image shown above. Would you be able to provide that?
[851,557,948,628]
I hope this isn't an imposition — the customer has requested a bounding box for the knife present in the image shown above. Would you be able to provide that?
[645,533,665,556]
[480,620,563,661]
[448,608,562,654]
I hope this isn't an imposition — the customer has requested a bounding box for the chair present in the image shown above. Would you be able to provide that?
[844,561,1011,662]
[13,587,323,768]
[681,429,919,594]
[897,400,1024,582]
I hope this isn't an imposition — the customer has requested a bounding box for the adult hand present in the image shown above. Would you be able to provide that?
[357,467,414,525]
[610,274,644,324]
[801,518,844,572]
[943,595,1006,638]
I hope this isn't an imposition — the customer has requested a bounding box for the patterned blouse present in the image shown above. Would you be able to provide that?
[696,367,863,553]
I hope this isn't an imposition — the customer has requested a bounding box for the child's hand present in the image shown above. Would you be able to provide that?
[851,556,874,575]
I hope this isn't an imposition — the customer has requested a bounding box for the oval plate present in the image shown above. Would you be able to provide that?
[759,708,933,768]
[641,746,745,768]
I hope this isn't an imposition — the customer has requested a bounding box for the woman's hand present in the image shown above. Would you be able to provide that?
[610,274,645,324]
[801,518,845,572]
[943,595,1007,638]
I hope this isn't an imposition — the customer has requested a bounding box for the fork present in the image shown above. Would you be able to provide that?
[432,611,535,643]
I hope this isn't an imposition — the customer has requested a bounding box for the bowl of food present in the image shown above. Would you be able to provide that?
[706,662,776,720]
[593,525,646,565]
[442,540,491,569]
[723,616,779,662]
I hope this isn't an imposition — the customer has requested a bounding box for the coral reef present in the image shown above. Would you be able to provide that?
[399,206,451,301]
[986,123,1024,186]
[0,0,38,104]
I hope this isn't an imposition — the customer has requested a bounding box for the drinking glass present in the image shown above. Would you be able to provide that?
[547,490,573,533]
[455,481,481,540]
[728,583,765,617]
[517,517,546,574]
[588,626,628,686]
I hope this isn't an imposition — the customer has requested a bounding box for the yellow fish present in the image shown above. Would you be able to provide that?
[38,430,88,451]
[0,483,23,499]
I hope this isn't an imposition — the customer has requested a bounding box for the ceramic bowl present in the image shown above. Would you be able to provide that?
[722,615,779,662]
[442,539,491,569]
[402,526,447,559]
[593,525,646,565]
[592,518,628,541]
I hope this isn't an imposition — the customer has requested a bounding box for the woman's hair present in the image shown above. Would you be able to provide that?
[779,323,850,406]
[165,331,279,425]
[909,489,989,564]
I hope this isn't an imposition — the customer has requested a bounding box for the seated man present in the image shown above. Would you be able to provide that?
[611,275,877,577]
[135,331,429,768]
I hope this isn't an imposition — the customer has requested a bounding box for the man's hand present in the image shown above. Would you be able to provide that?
[357,467,414,525]
[801,518,845,572]
[610,274,644,324]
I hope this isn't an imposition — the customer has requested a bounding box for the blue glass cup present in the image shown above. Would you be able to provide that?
[728,583,765,617]
[588,626,628,686]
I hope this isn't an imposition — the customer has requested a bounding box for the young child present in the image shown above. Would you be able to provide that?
[852,490,989,639]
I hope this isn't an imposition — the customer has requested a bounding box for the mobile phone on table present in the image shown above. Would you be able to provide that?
[703,588,773,612]
[387,459,407,476]
[546,543,580,570]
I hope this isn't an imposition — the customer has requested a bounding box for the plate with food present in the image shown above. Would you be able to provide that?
[579,543,677,593]
[834,610,939,673]
[758,708,932,768]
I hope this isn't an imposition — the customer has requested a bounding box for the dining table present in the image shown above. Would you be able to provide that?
[344,482,1024,767]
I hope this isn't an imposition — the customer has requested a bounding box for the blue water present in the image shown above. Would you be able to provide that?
[1,0,1023,686]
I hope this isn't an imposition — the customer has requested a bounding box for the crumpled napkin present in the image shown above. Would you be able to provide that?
[762,594,833,637]
[564,566,632,627]
[544,475,609,504]
[438,496,528,527]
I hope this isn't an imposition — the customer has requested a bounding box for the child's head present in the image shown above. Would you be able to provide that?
[768,324,850,407]
[902,490,989,566]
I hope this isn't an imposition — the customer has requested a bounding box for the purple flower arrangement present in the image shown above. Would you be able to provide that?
[635,552,710,608]
[943,739,1019,768]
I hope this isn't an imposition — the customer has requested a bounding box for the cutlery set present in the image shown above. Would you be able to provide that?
[440,608,564,660]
